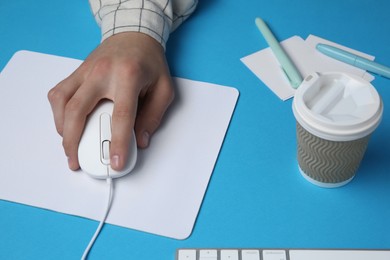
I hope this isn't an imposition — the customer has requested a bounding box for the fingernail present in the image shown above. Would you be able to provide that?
[67,156,76,170]
[112,155,120,169]
[142,131,150,147]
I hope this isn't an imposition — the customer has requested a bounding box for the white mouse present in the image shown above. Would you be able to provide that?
[78,100,137,179]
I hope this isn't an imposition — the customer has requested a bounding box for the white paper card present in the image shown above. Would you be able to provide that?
[0,51,239,240]
[241,34,375,101]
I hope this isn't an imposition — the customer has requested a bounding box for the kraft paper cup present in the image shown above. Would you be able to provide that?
[292,72,383,188]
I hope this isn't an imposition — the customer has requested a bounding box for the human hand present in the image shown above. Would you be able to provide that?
[48,32,174,171]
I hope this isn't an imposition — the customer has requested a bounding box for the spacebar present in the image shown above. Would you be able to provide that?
[289,249,390,260]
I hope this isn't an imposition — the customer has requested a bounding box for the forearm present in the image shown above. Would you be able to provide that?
[89,0,198,49]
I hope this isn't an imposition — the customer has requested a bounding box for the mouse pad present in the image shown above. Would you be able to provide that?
[0,50,239,239]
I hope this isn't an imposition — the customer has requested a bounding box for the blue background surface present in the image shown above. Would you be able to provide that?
[1,0,389,259]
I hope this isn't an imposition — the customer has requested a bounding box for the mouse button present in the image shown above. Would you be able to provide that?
[100,113,112,142]
[101,140,110,165]
[106,133,137,179]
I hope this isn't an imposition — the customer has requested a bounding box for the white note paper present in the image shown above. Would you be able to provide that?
[241,34,375,101]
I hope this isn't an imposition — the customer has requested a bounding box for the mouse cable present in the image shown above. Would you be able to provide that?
[81,177,114,260]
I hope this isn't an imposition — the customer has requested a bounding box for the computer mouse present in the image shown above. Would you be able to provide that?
[78,100,137,179]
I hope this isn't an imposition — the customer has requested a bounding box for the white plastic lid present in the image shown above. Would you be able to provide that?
[292,72,383,141]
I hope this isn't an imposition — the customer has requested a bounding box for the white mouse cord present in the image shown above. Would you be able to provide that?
[81,178,114,260]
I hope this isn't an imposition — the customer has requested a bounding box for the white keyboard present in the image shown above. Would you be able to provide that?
[176,248,390,260]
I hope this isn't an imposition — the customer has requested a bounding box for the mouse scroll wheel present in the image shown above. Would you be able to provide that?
[102,140,111,165]
[100,113,112,165]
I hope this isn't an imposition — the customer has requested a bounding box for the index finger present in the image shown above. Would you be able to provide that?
[110,84,140,171]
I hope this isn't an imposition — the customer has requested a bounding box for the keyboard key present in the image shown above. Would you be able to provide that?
[220,250,238,260]
[289,250,390,260]
[199,249,218,260]
[262,250,287,260]
[176,248,390,260]
[241,250,260,260]
[177,249,196,260]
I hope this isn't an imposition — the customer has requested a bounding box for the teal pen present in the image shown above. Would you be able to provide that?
[255,17,303,88]
[317,43,390,79]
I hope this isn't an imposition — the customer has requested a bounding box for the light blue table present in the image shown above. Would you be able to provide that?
[1,1,389,259]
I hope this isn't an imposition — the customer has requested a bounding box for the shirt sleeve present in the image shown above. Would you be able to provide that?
[89,0,198,49]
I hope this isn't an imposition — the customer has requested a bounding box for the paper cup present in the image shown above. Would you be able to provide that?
[292,72,383,188]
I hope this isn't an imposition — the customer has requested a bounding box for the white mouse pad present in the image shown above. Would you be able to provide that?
[0,50,239,240]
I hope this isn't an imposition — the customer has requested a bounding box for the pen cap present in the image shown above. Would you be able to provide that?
[292,72,383,141]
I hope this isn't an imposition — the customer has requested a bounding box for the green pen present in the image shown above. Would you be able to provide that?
[255,17,303,89]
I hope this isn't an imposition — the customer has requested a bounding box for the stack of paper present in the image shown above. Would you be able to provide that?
[241,34,375,100]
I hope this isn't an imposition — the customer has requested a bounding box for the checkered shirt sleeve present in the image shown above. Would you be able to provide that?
[89,0,198,49]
